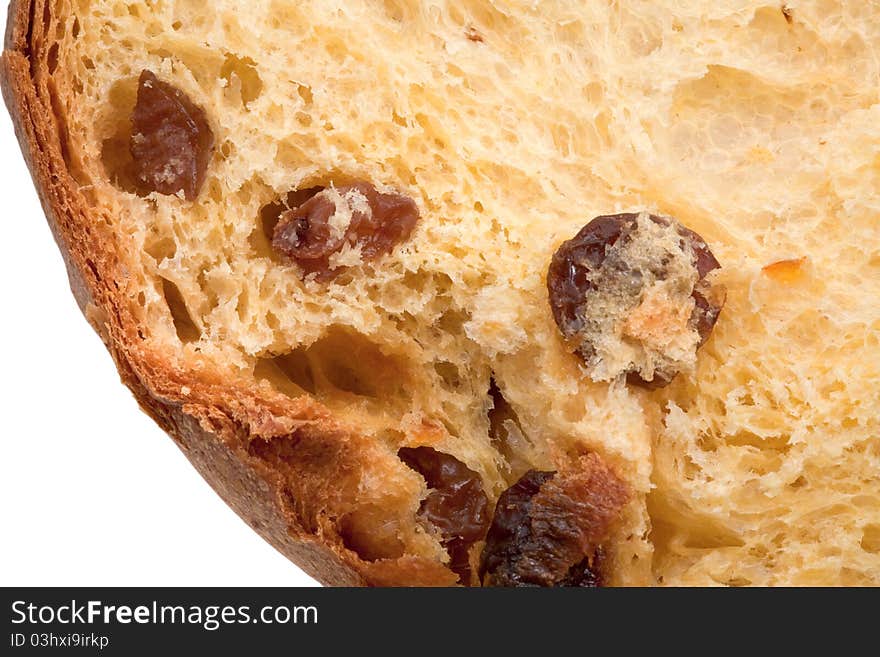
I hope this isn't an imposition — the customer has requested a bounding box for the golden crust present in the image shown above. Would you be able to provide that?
[1,0,458,587]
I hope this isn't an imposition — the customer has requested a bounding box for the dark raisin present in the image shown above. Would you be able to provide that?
[479,470,555,587]
[547,214,626,335]
[272,182,419,281]
[547,212,725,387]
[479,454,628,587]
[625,368,675,390]
[260,187,325,245]
[398,446,490,584]
[274,192,347,260]
[130,70,214,200]
[555,548,607,587]
[487,378,533,479]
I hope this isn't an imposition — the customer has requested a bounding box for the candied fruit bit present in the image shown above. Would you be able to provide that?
[398,446,490,584]
[547,212,725,387]
[130,70,214,200]
[271,182,419,281]
[762,257,807,284]
[479,453,628,587]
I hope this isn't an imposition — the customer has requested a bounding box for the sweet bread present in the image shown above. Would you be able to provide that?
[3,0,878,586]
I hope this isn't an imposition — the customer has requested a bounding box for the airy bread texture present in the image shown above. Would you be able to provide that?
[4,0,879,585]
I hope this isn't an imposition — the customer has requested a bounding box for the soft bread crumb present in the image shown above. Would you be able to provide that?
[38,0,880,586]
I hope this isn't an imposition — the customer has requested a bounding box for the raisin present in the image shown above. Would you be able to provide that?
[272,182,419,280]
[398,446,490,584]
[259,187,325,246]
[547,212,725,387]
[479,470,554,587]
[274,192,347,260]
[547,214,625,336]
[691,280,724,345]
[479,454,628,587]
[130,70,214,200]
[556,553,605,587]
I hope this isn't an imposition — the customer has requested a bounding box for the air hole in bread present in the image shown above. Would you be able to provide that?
[254,349,316,397]
[433,361,461,388]
[310,329,400,399]
[434,308,469,334]
[99,76,139,193]
[275,139,320,170]
[220,54,263,107]
[437,417,460,440]
[144,235,176,263]
[648,494,745,554]
[391,111,408,128]
[207,179,224,205]
[296,84,313,106]
[682,530,746,551]
[149,47,172,60]
[338,504,406,561]
[41,0,50,34]
[487,379,535,481]
[381,0,410,23]
[47,43,60,74]
[55,11,66,38]
[258,328,410,402]
[726,577,752,587]
[160,278,201,343]
[862,525,880,553]
[726,430,792,454]
[46,78,90,186]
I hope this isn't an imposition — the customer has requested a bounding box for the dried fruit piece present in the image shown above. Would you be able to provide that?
[555,552,605,587]
[547,212,725,387]
[272,182,419,280]
[130,70,214,200]
[398,446,490,584]
[479,454,628,587]
[480,470,554,587]
[761,257,807,284]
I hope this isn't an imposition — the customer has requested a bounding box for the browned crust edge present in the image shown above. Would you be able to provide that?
[1,0,459,587]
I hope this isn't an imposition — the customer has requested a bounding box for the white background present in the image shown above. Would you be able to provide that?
[0,12,316,586]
